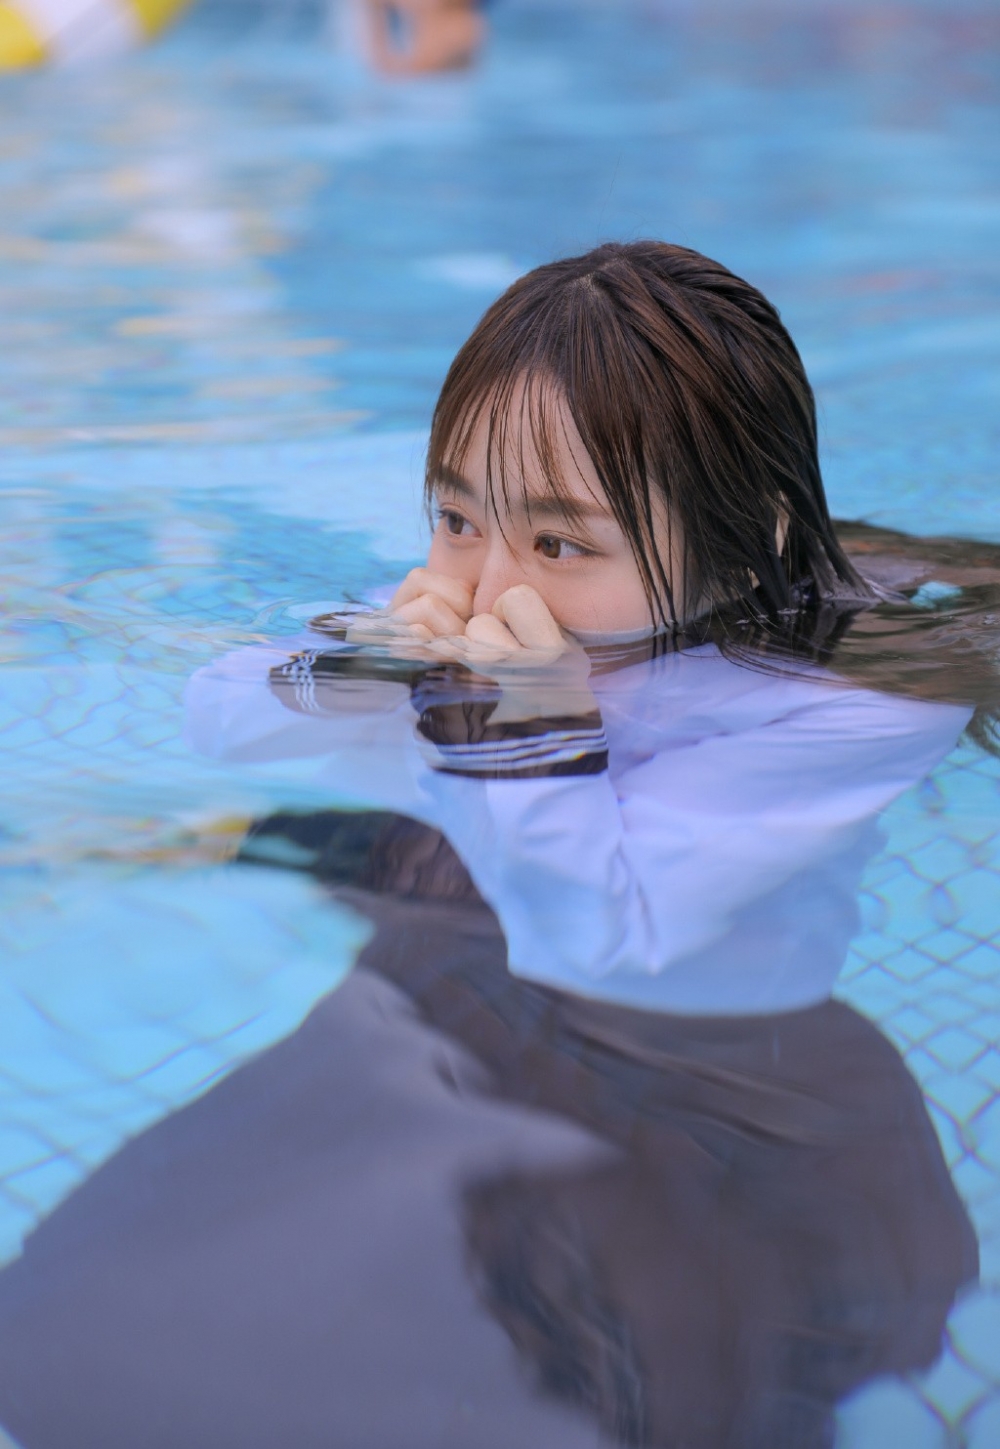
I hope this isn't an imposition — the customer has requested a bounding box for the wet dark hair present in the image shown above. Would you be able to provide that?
[427,239,871,641]
[426,239,1000,750]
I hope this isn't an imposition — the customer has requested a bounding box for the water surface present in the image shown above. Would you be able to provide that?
[1,1,1000,1444]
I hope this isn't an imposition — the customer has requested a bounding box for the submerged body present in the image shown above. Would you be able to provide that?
[186,630,969,1014]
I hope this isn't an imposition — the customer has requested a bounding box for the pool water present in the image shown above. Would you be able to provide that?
[1,0,1000,1443]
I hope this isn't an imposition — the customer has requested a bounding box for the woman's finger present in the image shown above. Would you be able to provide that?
[492,585,565,651]
[394,593,468,637]
[464,612,521,651]
[389,568,474,620]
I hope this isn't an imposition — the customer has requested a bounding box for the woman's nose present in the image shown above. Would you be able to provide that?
[472,540,527,616]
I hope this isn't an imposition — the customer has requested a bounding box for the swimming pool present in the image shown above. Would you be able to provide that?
[1,0,999,1443]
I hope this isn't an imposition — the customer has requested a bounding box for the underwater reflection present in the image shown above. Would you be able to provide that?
[0,820,978,1448]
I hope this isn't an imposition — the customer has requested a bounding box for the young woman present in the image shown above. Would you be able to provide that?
[0,244,981,1449]
[186,240,978,1014]
[377,240,866,657]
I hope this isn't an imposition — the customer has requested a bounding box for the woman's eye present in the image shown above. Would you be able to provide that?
[437,508,476,538]
[535,534,587,561]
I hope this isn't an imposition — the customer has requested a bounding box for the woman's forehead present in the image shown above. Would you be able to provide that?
[442,387,607,507]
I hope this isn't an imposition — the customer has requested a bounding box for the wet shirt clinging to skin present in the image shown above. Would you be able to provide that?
[185,628,969,1014]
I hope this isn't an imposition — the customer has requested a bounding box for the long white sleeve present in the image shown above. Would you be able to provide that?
[182,643,429,817]
[185,639,970,1015]
[418,666,969,1012]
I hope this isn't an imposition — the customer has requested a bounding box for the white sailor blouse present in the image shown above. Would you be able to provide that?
[185,630,969,1016]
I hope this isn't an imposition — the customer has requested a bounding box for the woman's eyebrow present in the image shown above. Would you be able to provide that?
[524,493,610,526]
[432,464,476,499]
[433,466,608,527]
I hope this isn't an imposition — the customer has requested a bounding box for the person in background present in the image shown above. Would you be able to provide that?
[366,0,485,75]
[0,0,485,71]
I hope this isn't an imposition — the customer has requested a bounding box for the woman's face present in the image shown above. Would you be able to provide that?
[426,393,681,638]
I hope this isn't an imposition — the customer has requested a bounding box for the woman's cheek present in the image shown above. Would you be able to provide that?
[528,579,591,635]
[426,535,480,586]
[546,570,650,636]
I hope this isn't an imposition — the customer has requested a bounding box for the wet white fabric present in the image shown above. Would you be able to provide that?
[185,643,970,1016]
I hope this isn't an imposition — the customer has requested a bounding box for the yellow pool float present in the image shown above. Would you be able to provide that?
[0,0,190,66]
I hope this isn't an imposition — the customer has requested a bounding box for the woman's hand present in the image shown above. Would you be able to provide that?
[432,585,595,723]
[433,583,568,661]
[350,575,574,660]
[344,579,594,720]
[344,568,473,646]
[391,567,474,636]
